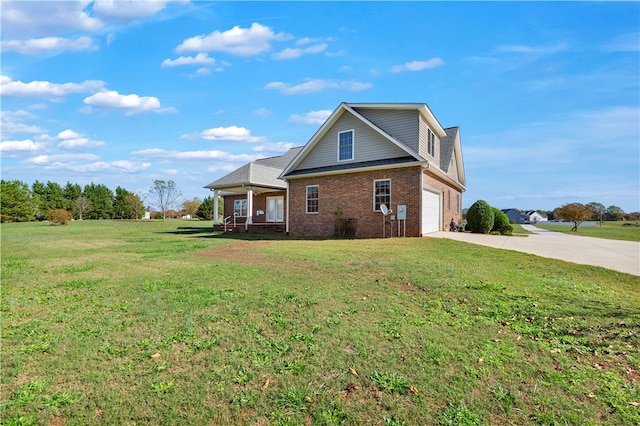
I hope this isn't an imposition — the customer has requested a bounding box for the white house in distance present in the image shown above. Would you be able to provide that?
[501,209,548,224]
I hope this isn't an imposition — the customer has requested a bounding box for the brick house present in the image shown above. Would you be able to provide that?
[205,102,466,237]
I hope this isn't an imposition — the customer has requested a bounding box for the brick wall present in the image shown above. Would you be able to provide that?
[423,170,463,229]
[288,167,424,238]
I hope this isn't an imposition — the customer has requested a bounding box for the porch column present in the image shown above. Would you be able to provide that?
[285,183,290,233]
[212,190,219,225]
[246,187,253,225]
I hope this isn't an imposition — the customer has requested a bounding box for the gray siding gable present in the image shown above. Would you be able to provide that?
[353,108,420,153]
[295,109,417,171]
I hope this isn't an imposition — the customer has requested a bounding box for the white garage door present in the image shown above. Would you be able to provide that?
[421,188,441,234]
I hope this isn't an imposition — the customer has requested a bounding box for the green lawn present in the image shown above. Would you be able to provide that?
[2,220,639,425]
[534,221,640,241]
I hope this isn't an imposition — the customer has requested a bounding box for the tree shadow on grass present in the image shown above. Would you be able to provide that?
[161,226,293,240]
[161,226,214,236]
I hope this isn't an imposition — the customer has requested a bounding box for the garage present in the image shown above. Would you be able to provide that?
[421,187,441,234]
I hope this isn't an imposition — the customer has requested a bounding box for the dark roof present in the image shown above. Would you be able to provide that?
[204,146,303,190]
[284,156,420,178]
[254,147,303,169]
[439,127,458,172]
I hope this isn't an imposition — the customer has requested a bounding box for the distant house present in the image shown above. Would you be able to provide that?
[205,102,466,238]
[501,209,528,224]
[522,210,548,223]
[501,209,548,224]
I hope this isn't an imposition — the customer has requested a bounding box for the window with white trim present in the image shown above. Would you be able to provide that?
[455,193,460,214]
[374,179,391,212]
[338,130,354,161]
[306,185,319,214]
[234,199,247,217]
[427,129,435,157]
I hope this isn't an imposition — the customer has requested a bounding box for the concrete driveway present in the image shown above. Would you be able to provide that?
[428,225,640,276]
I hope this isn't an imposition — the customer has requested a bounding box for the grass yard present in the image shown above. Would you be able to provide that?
[535,221,640,242]
[1,220,639,425]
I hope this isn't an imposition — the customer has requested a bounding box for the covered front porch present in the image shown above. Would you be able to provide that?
[208,184,287,234]
[203,147,302,235]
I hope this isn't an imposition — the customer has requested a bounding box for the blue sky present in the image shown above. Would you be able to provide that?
[1,1,639,213]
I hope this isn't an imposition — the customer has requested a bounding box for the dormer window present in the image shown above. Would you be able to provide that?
[338,130,354,161]
[427,129,435,157]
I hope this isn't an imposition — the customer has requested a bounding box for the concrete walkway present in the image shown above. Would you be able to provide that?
[428,225,640,276]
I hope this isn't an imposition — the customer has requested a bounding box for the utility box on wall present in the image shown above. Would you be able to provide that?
[397,205,407,220]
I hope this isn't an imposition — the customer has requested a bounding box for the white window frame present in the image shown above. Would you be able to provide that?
[373,179,391,212]
[427,129,435,157]
[306,185,319,214]
[337,130,354,162]
[233,199,247,217]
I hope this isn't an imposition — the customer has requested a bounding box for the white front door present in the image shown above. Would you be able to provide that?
[266,196,284,222]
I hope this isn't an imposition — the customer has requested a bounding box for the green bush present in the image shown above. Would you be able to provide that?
[466,200,494,234]
[492,208,510,234]
[47,209,73,225]
[500,224,513,236]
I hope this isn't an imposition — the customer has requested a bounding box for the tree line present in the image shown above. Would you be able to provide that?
[0,179,219,223]
[527,202,633,223]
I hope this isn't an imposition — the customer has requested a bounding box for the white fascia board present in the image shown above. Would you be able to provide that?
[424,163,467,191]
[279,103,348,178]
[452,130,466,187]
[418,105,446,137]
[347,102,446,137]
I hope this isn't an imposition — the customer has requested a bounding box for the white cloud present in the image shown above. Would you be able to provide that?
[0,75,105,100]
[161,52,215,67]
[182,126,265,143]
[0,139,46,153]
[254,108,270,116]
[252,142,297,153]
[390,58,444,73]
[23,152,149,173]
[466,106,639,174]
[92,0,169,19]
[0,110,44,135]
[0,1,103,38]
[25,153,99,165]
[289,110,332,125]
[107,160,152,172]
[206,163,238,173]
[497,43,568,55]
[265,79,372,95]
[189,67,212,78]
[1,36,94,55]
[83,90,174,115]
[463,107,639,211]
[131,148,259,162]
[603,32,640,52]
[176,22,289,56]
[57,129,105,150]
[273,43,327,60]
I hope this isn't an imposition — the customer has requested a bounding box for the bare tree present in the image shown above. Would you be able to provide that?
[74,196,93,220]
[149,180,182,222]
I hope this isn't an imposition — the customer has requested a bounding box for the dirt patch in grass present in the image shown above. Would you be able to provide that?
[196,241,276,266]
